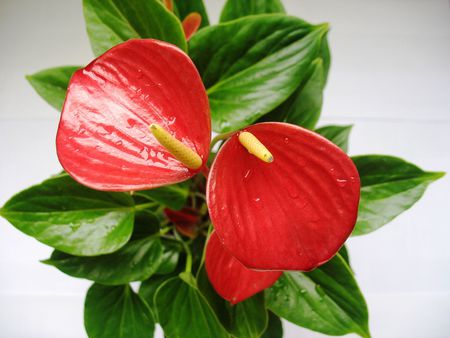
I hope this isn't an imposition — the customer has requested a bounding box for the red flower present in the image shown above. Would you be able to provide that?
[164,207,200,238]
[205,232,282,304]
[207,122,360,271]
[56,39,360,304]
[57,39,210,191]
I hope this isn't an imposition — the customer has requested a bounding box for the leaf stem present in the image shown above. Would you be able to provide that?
[210,131,237,149]
[198,223,213,274]
[134,202,158,211]
[174,230,192,273]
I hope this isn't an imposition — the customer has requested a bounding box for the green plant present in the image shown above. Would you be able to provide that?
[1,1,444,337]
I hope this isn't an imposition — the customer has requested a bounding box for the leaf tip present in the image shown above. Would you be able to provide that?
[316,22,330,34]
[39,259,53,266]
[429,171,446,181]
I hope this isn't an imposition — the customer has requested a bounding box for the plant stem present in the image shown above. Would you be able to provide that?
[200,165,210,179]
[134,202,158,211]
[198,224,213,274]
[174,230,192,273]
[210,131,236,149]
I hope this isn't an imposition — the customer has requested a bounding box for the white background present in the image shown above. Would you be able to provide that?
[1,0,449,337]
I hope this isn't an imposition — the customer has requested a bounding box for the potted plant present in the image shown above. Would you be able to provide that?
[1,0,444,337]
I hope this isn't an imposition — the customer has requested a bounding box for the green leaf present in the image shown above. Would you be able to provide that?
[131,211,161,240]
[173,0,209,28]
[26,66,81,110]
[0,173,135,256]
[134,181,189,210]
[220,0,285,22]
[197,266,268,338]
[261,312,283,338]
[85,283,154,338]
[155,240,181,274]
[352,155,444,236]
[228,293,268,338]
[320,35,331,82]
[339,245,350,267]
[43,235,163,285]
[189,15,328,132]
[266,254,370,338]
[139,274,176,318]
[83,0,187,56]
[155,273,229,338]
[316,124,353,152]
[264,58,325,129]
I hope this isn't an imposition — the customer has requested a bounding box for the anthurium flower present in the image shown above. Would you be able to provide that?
[56,39,211,191]
[182,13,202,40]
[205,232,282,304]
[207,122,360,271]
[164,207,199,238]
[57,38,359,286]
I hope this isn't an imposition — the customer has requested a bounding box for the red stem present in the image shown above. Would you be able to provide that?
[201,165,210,179]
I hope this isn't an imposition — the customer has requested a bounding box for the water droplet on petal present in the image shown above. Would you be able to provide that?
[287,185,299,199]
[127,119,137,128]
[244,169,251,179]
[336,178,348,187]
[140,147,149,160]
[284,137,289,144]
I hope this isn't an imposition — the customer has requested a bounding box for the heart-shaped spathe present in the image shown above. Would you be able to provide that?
[57,39,211,191]
[207,122,360,271]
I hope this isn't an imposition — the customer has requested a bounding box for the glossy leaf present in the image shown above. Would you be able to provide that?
[320,35,331,82]
[205,232,281,304]
[339,245,350,267]
[197,266,268,338]
[0,173,134,256]
[261,312,283,338]
[26,66,81,110]
[352,155,444,235]
[228,293,268,338]
[134,182,190,210]
[316,125,353,152]
[83,0,187,56]
[131,211,160,240]
[173,0,209,28]
[189,16,327,132]
[207,123,360,270]
[155,273,229,338]
[85,283,154,338]
[43,236,163,285]
[139,274,176,317]
[265,58,325,129]
[220,0,285,22]
[57,39,211,191]
[266,254,370,337]
[155,240,181,274]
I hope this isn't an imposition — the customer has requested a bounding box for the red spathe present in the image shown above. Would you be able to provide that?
[207,122,360,271]
[56,39,211,191]
[205,232,282,304]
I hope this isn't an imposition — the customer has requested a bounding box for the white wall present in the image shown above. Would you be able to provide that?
[0,0,449,337]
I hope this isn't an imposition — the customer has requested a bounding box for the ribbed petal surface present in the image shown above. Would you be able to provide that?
[57,39,210,191]
[207,122,360,270]
[205,232,282,304]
